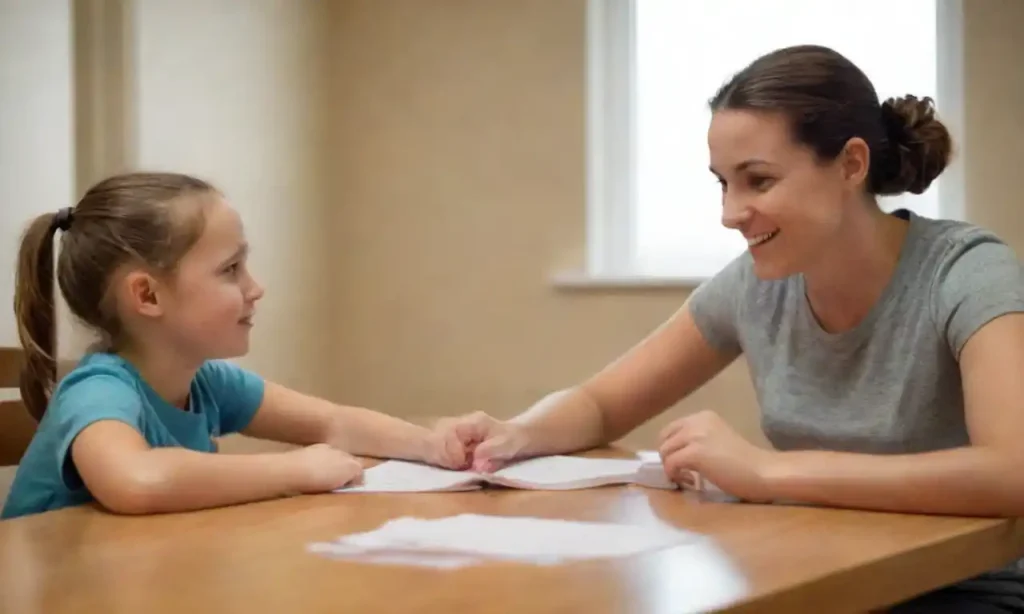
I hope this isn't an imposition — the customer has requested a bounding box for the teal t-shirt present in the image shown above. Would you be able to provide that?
[1,352,265,519]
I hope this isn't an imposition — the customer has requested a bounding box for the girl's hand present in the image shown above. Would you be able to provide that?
[432,412,531,472]
[658,410,778,502]
[417,427,473,470]
[288,443,364,492]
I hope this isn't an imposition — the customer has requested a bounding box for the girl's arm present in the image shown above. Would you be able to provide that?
[72,421,360,515]
[762,313,1024,517]
[240,382,442,464]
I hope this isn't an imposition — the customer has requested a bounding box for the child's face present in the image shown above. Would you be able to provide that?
[159,197,264,361]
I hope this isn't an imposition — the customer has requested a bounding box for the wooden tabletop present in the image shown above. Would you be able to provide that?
[1,459,1023,613]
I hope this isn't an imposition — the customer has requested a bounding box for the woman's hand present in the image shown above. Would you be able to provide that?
[658,410,778,502]
[431,412,531,472]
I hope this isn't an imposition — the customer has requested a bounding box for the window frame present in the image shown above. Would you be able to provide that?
[567,0,966,287]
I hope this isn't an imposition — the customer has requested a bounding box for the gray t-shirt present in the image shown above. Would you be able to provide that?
[688,208,1024,606]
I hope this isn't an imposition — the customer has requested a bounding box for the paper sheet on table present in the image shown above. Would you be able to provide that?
[343,461,480,493]
[308,514,695,565]
[309,514,751,612]
[336,454,685,493]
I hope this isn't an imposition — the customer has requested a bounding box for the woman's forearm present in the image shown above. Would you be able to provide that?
[113,449,301,514]
[509,388,608,456]
[765,445,1024,517]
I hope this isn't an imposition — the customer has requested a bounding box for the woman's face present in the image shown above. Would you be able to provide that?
[707,109,867,280]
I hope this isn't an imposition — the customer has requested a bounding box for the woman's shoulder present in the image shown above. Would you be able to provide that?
[906,210,1018,270]
[904,210,1024,356]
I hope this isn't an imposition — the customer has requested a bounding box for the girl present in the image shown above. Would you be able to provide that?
[3,172,456,520]
[434,45,1024,612]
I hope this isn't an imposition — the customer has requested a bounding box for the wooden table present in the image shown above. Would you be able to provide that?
[2,463,1023,613]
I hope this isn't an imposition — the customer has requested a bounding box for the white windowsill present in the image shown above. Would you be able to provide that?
[550,269,708,291]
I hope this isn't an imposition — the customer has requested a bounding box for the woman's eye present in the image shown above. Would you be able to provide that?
[750,176,776,191]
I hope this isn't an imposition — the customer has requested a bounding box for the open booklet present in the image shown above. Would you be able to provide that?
[334,454,700,493]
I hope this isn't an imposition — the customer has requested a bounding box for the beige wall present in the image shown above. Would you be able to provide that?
[324,0,1024,448]
[0,1,74,355]
[962,1,1024,248]
[2,1,335,395]
[324,0,759,445]
[130,0,334,394]
[1,1,1023,455]
[1,0,339,394]
[0,0,72,501]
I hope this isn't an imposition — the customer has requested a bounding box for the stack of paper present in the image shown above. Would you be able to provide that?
[334,454,697,493]
[308,514,695,568]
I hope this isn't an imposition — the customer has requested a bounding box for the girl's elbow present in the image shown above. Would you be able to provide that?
[96,489,153,515]
[90,464,170,515]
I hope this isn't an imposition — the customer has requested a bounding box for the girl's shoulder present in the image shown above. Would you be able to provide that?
[54,352,141,395]
[44,353,146,421]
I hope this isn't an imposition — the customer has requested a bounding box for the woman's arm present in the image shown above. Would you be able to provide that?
[441,258,749,470]
[762,313,1024,517]
[508,303,739,458]
[241,382,439,463]
[72,421,360,515]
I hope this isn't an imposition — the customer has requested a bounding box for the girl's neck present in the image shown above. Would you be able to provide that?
[117,345,202,410]
[802,206,910,333]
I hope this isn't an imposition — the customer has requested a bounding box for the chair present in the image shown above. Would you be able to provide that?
[0,347,79,508]
[0,347,40,466]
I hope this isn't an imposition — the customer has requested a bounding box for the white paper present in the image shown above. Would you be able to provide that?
[335,455,683,493]
[308,541,481,570]
[341,460,480,493]
[308,515,752,612]
[485,456,645,489]
[308,514,695,565]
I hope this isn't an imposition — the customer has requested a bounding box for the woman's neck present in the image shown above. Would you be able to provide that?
[802,206,910,333]
[117,345,202,409]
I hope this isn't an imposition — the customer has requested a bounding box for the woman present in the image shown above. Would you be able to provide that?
[435,45,1024,612]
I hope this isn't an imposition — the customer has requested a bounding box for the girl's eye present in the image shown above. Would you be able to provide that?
[224,262,240,275]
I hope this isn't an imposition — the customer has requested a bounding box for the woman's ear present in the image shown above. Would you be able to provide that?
[839,137,871,190]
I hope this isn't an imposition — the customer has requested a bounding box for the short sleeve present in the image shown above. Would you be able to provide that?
[933,236,1024,359]
[198,360,266,435]
[51,372,144,490]
[686,252,750,355]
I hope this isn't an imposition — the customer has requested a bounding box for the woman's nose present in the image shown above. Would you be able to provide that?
[721,195,752,230]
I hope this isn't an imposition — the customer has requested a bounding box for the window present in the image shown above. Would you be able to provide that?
[583,0,964,282]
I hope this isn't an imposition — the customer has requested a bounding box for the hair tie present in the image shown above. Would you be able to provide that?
[53,207,74,232]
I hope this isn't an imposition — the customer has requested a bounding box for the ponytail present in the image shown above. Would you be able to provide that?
[14,213,60,420]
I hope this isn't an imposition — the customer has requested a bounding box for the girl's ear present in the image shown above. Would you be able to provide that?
[120,270,165,319]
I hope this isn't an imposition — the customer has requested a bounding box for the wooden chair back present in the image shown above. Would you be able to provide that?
[0,347,39,466]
